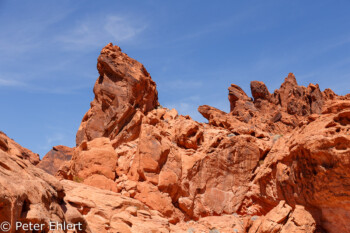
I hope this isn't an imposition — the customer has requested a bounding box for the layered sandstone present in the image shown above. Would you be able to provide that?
[37,145,73,175]
[0,131,247,233]
[0,131,39,165]
[0,148,66,233]
[76,43,159,146]
[202,73,327,136]
[2,43,350,233]
[56,44,350,232]
[240,105,350,233]
[0,133,292,233]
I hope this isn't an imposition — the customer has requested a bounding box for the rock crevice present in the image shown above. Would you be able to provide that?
[2,43,349,233]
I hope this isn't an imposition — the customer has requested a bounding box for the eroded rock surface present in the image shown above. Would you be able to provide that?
[0,149,66,233]
[0,137,250,233]
[0,131,40,165]
[202,73,328,136]
[240,107,350,233]
[55,44,350,232]
[37,145,73,175]
[2,43,350,233]
[76,43,159,146]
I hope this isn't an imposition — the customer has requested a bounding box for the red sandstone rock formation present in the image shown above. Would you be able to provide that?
[0,130,267,233]
[0,131,39,165]
[2,43,350,233]
[240,106,350,232]
[37,145,73,175]
[0,147,66,233]
[211,73,325,135]
[56,44,350,232]
[76,43,159,147]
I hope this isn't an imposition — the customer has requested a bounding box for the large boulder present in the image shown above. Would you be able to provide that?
[247,201,316,233]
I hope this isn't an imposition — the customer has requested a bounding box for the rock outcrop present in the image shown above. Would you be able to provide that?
[0,129,247,233]
[0,131,39,165]
[0,132,299,233]
[76,43,159,147]
[246,201,316,233]
[240,106,350,233]
[37,145,73,175]
[0,148,66,233]
[209,73,327,136]
[2,43,350,233]
[55,44,350,232]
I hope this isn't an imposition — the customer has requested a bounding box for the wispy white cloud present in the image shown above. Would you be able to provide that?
[159,79,203,90]
[162,3,264,46]
[37,132,68,156]
[164,94,212,122]
[26,84,89,95]
[46,132,65,145]
[105,16,146,41]
[57,14,147,50]
[0,75,90,94]
[0,78,26,87]
[0,8,147,94]
[318,35,350,54]
[0,6,75,56]
[165,101,204,122]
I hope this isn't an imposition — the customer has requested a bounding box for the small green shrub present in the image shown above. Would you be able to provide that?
[273,134,283,143]
[73,176,84,183]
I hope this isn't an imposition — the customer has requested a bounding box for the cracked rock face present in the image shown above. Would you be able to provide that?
[37,145,73,175]
[76,43,159,146]
[3,43,350,232]
[0,131,40,165]
[55,44,350,232]
[0,149,66,233]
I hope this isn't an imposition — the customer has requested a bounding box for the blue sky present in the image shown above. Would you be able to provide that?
[1,0,350,157]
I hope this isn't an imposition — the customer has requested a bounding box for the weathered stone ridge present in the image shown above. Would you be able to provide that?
[1,43,350,232]
[76,43,159,146]
[56,44,350,232]
[0,131,39,165]
[37,145,73,175]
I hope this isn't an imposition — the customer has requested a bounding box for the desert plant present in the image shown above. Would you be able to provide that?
[73,176,84,183]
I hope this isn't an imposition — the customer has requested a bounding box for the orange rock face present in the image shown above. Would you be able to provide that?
[55,44,350,232]
[246,201,316,233]
[2,43,350,232]
[213,73,327,136]
[0,147,66,233]
[240,107,350,233]
[36,145,73,175]
[0,131,40,165]
[76,43,159,146]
